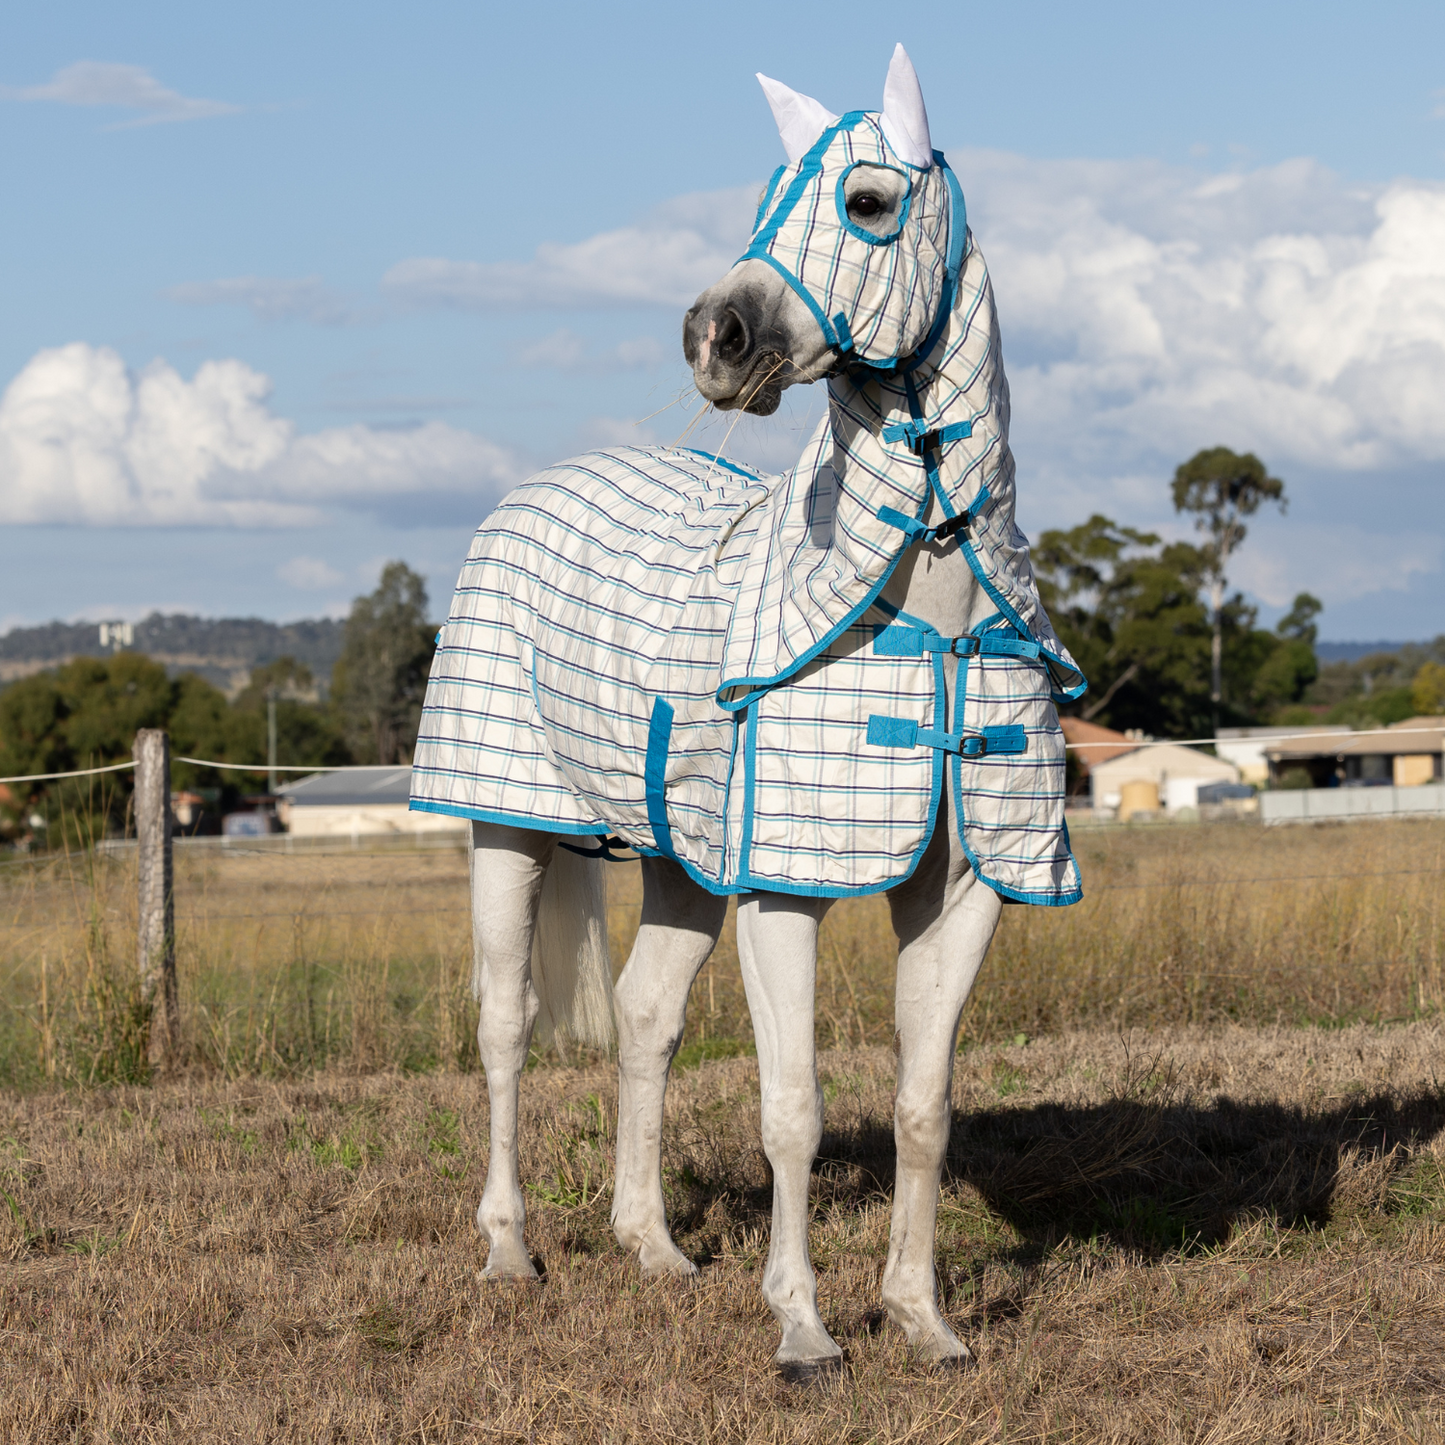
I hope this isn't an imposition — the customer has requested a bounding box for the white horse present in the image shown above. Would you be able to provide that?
[420,46,1083,1380]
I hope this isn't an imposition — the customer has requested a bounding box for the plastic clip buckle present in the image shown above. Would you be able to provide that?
[931,511,970,543]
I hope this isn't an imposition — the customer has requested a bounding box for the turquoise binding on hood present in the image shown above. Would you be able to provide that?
[740,111,963,371]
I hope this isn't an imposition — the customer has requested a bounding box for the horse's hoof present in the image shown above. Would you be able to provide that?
[930,1350,976,1374]
[777,1355,845,1387]
[477,1259,541,1284]
[640,1258,700,1282]
[636,1242,699,1280]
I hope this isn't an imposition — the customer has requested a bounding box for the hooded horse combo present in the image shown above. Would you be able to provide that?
[411,47,1085,1377]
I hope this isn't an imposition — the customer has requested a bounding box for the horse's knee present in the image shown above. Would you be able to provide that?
[894,1087,949,1169]
[761,1082,823,1163]
[475,963,539,1059]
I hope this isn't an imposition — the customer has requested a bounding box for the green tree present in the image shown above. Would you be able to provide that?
[331,563,436,764]
[228,656,351,777]
[1171,448,1287,726]
[1034,514,1215,736]
[0,655,236,845]
[1246,593,1322,716]
[1412,660,1445,716]
[1277,592,1322,648]
[1036,517,1316,734]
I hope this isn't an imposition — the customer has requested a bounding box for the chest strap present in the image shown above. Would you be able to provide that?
[881,419,974,453]
[877,483,989,547]
[872,623,1041,661]
[867,716,1027,757]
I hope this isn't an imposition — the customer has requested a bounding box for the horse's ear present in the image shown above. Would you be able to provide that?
[880,43,933,168]
[756,74,839,165]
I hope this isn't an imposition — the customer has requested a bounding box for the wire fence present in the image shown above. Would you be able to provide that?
[4,723,1445,787]
[4,841,1445,931]
[3,734,1444,1088]
[4,736,1445,944]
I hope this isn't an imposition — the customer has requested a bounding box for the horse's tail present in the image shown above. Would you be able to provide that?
[530,845,615,1053]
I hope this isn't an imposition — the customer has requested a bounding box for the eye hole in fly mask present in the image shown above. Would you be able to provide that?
[836,161,913,245]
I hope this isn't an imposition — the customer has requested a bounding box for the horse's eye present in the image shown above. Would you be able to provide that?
[849,193,884,219]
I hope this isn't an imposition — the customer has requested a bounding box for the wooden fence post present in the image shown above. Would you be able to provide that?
[135,729,178,1067]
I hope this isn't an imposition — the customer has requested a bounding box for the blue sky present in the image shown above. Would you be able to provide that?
[1,0,1443,639]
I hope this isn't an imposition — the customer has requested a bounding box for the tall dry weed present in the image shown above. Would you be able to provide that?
[2,818,1444,1088]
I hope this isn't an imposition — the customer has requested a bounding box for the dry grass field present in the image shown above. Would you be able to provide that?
[3,1025,1445,1441]
[2,817,1444,1085]
[2,818,1445,1440]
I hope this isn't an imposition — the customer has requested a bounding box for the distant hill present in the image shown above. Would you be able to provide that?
[0,613,346,697]
[1315,641,1421,664]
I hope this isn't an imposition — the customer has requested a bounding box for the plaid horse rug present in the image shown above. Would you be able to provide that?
[411,116,1086,904]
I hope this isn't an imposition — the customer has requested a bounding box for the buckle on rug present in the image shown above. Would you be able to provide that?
[866,716,1028,757]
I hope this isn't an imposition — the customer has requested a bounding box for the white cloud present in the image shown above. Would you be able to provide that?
[955,149,1445,473]
[276,556,343,589]
[166,276,353,325]
[383,186,757,310]
[381,152,1445,476]
[4,62,238,127]
[515,328,667,373]
[0,343,522,527]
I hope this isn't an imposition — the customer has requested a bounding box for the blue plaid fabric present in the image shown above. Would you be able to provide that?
[412,121,1086,905]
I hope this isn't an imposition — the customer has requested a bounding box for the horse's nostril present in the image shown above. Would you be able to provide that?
[715,308,750,365]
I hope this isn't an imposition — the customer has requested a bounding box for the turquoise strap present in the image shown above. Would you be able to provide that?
[866,716,1027,757]
[880,419,974,452]
[876,485,991,546]
[872,623,1041,661]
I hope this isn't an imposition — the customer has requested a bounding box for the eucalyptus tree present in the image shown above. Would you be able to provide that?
[1171,447,1286,726]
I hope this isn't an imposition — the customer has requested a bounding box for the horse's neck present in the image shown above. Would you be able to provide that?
[835,343,991,639]
[879,523,989,636]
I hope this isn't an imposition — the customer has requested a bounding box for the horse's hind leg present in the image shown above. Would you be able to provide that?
[883,820,1002,1365]
[612,857,726,1276]
[469,821,556,1280]
[736,892,842,1378]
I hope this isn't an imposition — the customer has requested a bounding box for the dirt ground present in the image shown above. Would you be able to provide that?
[4,1021,1445,1442]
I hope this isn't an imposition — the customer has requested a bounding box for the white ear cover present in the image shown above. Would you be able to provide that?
[756,73,839,165]
[879,43,933,168]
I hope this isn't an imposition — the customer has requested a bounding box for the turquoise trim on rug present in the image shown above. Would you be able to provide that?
[643,696,676,860]
[407,798,607,835]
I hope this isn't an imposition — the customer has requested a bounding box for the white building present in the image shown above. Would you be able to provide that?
[276,766,466,839]
[1089,743,1240,815]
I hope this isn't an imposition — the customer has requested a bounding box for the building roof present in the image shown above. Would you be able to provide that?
[1267,716,1445,761]
[277,765,413,807]
[1058,717,1138,773]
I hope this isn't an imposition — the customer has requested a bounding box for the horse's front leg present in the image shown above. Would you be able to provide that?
[611,858,726,1276]
[737,892,842,1380]
[883,820,1002,1366]
[469,821,556,1280]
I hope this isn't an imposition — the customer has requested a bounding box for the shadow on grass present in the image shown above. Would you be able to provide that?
[803,1074,1445,1260]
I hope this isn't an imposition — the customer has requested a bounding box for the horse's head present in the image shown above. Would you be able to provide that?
[684,45,958,416]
